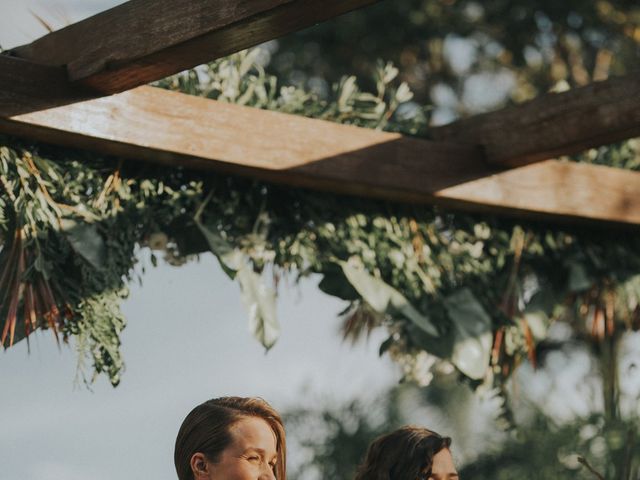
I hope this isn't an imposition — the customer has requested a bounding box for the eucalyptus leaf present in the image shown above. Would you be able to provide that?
[338,76,357,109]
[408,324,454,360]
[522,288,557,340]
[236,265,280,351]
[195,217,278,349]
[620,274,640,310]
[444,288,493,380]
[525,287,559,315]
[318,266,360,301]
[378,336,394,357]
[523,312,548,341]
[340,261,439,336]
[195,219,239,279]
[61,218,106,270]
[568,261,593,292]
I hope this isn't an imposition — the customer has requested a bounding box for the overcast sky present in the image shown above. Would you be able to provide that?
[1,250,397,480]
[0,4,398,479]
[0,0,125,48]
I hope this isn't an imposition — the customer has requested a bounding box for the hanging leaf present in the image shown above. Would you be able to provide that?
[444,288,493,380]
[407,323,454,360]
[567,261,593,292]
[61,219,106,270]
[618,274,640,312]
[338,76,358,110]
[522,287,558,340]
[195,219,239,279]
[318,264,360,301]
[236,266,280,351]
[339,260,439,336]
[196,218,279,350]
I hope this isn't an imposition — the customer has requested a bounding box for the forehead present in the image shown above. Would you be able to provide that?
[430,448,457,475]
[228,416,277,453]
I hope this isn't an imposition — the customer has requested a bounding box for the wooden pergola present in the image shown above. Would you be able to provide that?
[1,0,640,226]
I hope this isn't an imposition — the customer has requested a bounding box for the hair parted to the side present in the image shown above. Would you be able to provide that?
[355,425,452,480]
[174,396,286,480]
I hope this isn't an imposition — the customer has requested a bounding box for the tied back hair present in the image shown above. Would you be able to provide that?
[355,425,452,480]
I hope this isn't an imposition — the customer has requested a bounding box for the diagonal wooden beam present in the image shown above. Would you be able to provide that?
[0,84,491,197]
[0,56,99,117]
[2,76,640,226]
[4,54,638,168]
[430,71,640,168]
[5,50,640,160]
[9,0,380,94]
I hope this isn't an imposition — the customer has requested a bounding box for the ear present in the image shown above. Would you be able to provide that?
[190,452,210,479]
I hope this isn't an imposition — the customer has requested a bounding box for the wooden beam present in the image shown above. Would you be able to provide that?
[430,72,640,168]
[2,83,640,226]
[9,0,380,94]
[434,160,640,225]
[3,54,638,169]
[0,56,98,117]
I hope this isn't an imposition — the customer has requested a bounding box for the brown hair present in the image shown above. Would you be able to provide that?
[355,426,452,480]
[174,396,287,480]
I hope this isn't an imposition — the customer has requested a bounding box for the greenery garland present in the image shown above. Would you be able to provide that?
[1,49,639,391]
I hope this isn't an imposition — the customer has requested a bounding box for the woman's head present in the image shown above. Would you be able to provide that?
[355,426,457,480]
[174,396,286,480]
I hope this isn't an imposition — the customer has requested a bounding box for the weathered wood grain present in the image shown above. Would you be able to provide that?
[0,56,98,117]
[10,0,380,94]
[2,84,640,226]
[430,72,640,168]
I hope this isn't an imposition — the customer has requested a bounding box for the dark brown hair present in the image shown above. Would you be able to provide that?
[355,426,452,480]
[174,396,286,480]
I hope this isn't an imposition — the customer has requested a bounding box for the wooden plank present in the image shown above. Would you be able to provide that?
[0,85,491,194]
[2,83,640,226]
[0,56,99,117]
[3,53,639,170]
[430,72,640,168]
[435,160,640,225]
[9,0,380,94]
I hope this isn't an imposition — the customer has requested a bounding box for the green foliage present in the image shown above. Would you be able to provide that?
[1,48,640,392]
[269,0,640,106]
[0,146,132,384]
[284,378,640,480]
[285,388,640,480]
[0,51,424,385]
[460,414,640,480]
[156,53,425,134]
[285,390,406,480]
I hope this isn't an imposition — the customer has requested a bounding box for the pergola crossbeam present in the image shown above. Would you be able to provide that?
[9,0,380,94]
[431,72,640,168]
[2,75,640,226]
